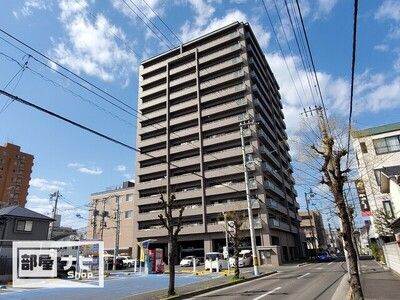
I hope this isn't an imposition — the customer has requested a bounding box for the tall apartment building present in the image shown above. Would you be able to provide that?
[299,211,327,254]
[87,181,135,256]
[134,22,303,265]
[352,122,400,239]
[0,143,34,208]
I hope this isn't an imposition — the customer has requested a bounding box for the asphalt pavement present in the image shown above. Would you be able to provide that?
[186,261,347,300]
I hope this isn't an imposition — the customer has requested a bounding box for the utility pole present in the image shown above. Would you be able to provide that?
[224,212,230,273]
[100,198,107,240]
[92,199,99,240]
[113,196,121,271]
[48,191,60,240]
[239,120,259,276]
[305,189,317,254]
[328,223,334,248]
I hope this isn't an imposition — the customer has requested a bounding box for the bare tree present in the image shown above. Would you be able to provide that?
[224,210,247,279]
[311,120,363,300]
[158,194,184,297]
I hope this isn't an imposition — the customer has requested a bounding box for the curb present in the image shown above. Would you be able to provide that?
[165,271,278,299]
[297,262,308,267]
[331,274,350,300]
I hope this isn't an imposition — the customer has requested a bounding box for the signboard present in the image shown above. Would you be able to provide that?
[355,179,371,217]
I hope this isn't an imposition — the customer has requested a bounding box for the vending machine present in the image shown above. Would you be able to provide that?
[148,248,164,273]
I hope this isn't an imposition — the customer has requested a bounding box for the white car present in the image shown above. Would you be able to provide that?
[180,256,199,267]
[205,252,229,271]
[121,257,136,268]
[229,250,252,267]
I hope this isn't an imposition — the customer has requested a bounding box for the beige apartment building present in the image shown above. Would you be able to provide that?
[352,122,400,240]
[87,181,135,256]
[134,22,303,265]
[0,143,34,208]
[299,211,327,255]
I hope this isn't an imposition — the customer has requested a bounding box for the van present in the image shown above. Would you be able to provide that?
[205,252,228,270]
[229,250,252,267]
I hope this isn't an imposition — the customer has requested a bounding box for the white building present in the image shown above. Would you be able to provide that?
[352,122,400,239]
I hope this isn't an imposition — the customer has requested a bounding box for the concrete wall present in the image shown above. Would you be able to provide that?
[383,242,400,276]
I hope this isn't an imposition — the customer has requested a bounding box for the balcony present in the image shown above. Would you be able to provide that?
[141,71,166,87]
[137,163,167,176]
[200,56,242,77]
[141,95,166,111]
[291,226,298,234]
[198,30,240,54]
[289,210,296,219]
[201,83,246,104]
[204,147,242,162]
[199,43,242,65]
[141,83,166,99]
[170,141,199,154]
[253,98,273,120]
[202,98,248,118]
[266,198,287,215]
[170,173,200,185]
[203,131,241,147]
[170,85,197,101]
[200,70,244,90]
[259,145,280,168]
[264,181,285,199]
[269,219,290,232]
[137,223,204,238]
[203,113,249,132]
[137,178,166,190]
[262,162,282,182]
[174,188,203,200]
[207,200,259,214]
[169,72,196,88]
[170,126,198,140]
[204,164,243,179]
[170,111,198,126]
[139,134,166,148]
[258,130,279,157]
[171,155,200,169]
[170,98,198,113]
[206,182,245,196]
[138,148,165,162]
[242,218,263,230]
[138,204,203,222]
[139,121,166,135]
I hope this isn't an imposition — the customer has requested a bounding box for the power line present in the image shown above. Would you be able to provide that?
[346,0,359,168]
[294,0,330,129]
[141,0,182,44]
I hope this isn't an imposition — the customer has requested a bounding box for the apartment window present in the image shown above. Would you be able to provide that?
[360,142,368,153]
[126,194,133,202]
[383,201,394,218]
[125,210,133,219]
[373,135,400,154]
[16,220,33,232]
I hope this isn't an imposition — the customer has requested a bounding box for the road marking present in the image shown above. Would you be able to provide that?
[315,267,323,270]
[297,272,310,279]
[187,272,279,299]
[328,262,333,265]
[251,287,282,300]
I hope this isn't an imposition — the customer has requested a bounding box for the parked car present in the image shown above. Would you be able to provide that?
[104,257,124,270]
[180,256,199,267]
[121,257,136,268]
[229,250,252,267]
[205,252,229,271]
[316,252,333,262]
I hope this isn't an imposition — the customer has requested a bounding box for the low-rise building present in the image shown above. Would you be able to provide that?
[299,211,327,255]
[352,122,400,239]
[87,181,135,256]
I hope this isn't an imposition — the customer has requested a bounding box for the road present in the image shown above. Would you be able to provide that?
[187,261,346,300]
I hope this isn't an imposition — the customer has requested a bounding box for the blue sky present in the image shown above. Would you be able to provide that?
[0,0,399,229]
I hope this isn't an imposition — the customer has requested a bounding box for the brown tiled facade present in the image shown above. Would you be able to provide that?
[0,143,34,208]
[134,22,304,265]
[87,182,135,256]
[299,211,327,251]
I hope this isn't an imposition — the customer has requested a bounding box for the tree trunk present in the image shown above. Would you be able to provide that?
[234,236,240,279]
[168,238,176,296]
[336,193,363,299]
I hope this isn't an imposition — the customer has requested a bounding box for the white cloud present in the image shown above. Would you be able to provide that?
[373,44,389,52]
[68,162,103,175]
[13,0,52,18]
[180,9,270,49]
[111,0,163,21]
[26,195,88,229]
[78,167,103,175]
[30,178,67,192]
[315,0,337,17]
[50,0,138,82]
[375,0,400,22]
[188,0,216,27]
[115,164,127,172]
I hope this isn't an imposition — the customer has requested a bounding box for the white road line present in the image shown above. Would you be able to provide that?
[328,262,334,265]
[251,287,282,300]
[315,267,323,270]
[297,272,310,279]
[187,272,279,299]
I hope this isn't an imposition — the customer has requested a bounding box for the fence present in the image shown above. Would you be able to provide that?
[383,242,400,275]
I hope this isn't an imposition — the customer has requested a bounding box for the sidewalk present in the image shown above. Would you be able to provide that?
[361,260,400,300]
